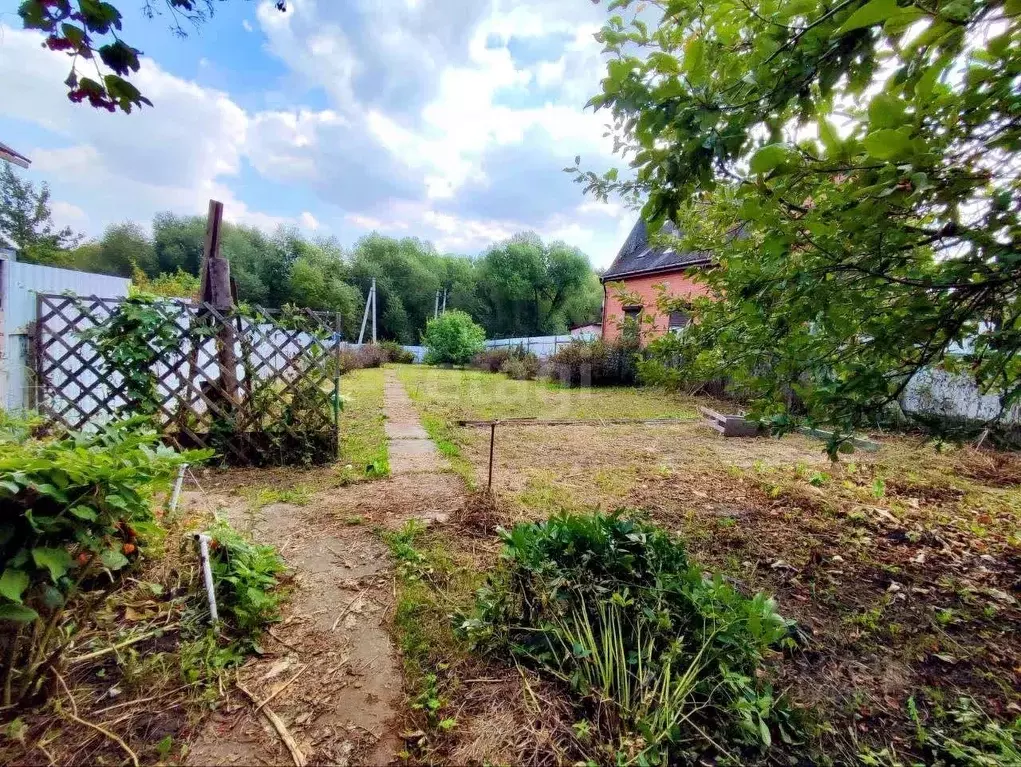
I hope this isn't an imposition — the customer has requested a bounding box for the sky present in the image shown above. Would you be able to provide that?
[0,0,637,268]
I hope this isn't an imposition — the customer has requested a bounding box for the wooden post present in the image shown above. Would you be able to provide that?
[199,200,239,407]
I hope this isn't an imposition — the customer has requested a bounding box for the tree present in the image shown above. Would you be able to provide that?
[93,222,157,276]
[578,0,1021,448]
[423,310,486,365]
[18,1,287,113]
[0,164,81,264]
[478,234,597,337]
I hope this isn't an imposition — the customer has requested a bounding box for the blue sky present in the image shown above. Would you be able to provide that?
[0,0,635,267]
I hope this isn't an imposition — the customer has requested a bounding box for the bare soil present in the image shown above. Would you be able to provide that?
[186,372,467,766]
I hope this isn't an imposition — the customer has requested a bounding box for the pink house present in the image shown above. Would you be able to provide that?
[600,220,712,342]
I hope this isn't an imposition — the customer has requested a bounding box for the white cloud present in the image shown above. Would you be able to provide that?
[242,19,254,32]
[0,0,634,268]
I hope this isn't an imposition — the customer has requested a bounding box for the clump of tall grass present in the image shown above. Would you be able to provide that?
[459,512,801,764]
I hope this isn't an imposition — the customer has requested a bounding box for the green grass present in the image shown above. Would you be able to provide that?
[420,413,478,488]
[338,367,389,483]
[394,364,699,423]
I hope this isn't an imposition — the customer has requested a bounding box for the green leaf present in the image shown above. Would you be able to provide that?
[868,93,907,130]
[818,117,841,155]
[100,547,130,571]
[749,144,792,174]
[862,128,913,160]
[835,0,899,35]
[0,569,29,603]
[0,604,38,623]
[32,547,73,583]
[69,505,98,521]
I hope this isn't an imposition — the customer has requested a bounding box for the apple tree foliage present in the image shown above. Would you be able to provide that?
[17,0,286,113]
[575,0,1020,448]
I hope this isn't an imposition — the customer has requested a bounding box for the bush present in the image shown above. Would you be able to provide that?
[548,338,640,387]
[0,418,210,707]
[379,340,415,364]
[206,520,286,638]
[423,310,486,365]
[459,513,799,763]
[499,354,540,381]
[335,343,391,375]
[471,348,512,373]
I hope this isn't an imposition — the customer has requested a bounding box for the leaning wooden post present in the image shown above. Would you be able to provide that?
[199,200,240,415]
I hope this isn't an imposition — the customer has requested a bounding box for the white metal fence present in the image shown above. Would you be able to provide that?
[483,332,598,359]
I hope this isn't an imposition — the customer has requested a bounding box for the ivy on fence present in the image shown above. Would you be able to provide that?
[35,294,340,467]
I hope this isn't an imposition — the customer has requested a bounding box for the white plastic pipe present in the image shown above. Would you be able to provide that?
[195,533,219,625]
[169,463,188,515]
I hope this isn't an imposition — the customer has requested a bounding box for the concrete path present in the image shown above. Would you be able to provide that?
[383,371,442,474]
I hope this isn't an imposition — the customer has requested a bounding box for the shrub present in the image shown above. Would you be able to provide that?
[0,418,210,707]
[379,340,415,364]
[548,338,640,387]
[459,512,799,763]
[206,520,286,638]
[471,348,512,373]
[499,354,540,381]
[423,310,486,365]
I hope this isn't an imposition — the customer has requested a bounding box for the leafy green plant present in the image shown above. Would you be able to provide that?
[205,521,286,638]
[0,418,209,707]
[459,512,799,763]
[911,697,1020,767]
[80,294,189,418]
[423,310,486,365]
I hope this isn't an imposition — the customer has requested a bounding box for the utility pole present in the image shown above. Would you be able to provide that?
[442,288,447,313]
[357,281,371,344]
[434,290,439,319]
[371,278,377,343]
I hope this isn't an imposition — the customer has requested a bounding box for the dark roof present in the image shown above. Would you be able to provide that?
[601,219,711,281]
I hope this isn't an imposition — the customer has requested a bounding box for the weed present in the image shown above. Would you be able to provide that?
[338,368,390,482]
[459,512,800,763]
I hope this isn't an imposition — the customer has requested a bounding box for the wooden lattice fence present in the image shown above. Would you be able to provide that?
[34,294,341,466]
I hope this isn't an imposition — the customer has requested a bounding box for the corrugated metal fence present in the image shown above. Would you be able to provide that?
[1,260,130,410]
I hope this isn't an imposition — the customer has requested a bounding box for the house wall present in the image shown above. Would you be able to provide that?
[601,269,710,342]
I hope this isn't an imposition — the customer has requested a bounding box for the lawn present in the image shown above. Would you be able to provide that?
[338,366,389,482]
[392,365,1021,765]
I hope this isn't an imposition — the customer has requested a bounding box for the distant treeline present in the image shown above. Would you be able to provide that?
[39,215,604,343]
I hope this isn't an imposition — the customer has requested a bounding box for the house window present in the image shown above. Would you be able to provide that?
[668,310,690,335]
[622,305,642,340]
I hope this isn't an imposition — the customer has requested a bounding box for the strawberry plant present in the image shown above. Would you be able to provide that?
[0,416,210,708]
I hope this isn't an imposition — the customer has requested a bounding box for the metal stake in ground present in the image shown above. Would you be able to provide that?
[488,422,496,489]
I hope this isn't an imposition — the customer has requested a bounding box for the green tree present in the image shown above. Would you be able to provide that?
[92,222,157,276]
[0,164,81,265]
[579,0,1021,447]
[288,241,363,335]
[478,234,596,337]
[423,310,486,365]
[152,212,205,276]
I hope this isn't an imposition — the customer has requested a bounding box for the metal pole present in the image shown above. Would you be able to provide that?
[169,463,188,515]
[195,533,219,625]
[488,423,495,490]
[371,278,377,344]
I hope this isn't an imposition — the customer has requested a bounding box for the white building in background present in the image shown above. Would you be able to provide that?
[0,256,130,410]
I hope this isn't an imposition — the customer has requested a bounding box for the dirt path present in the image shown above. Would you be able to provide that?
[186,370,464,766]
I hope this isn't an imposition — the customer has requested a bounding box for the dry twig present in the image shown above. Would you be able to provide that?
[237,680,306,767]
